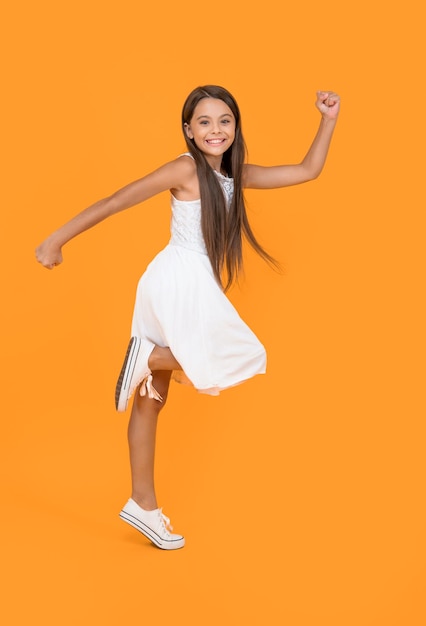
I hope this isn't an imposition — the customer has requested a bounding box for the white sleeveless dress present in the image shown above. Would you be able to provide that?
[130,163,266,395]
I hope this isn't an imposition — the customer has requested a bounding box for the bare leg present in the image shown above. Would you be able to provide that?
[127,369,172,510]
[148,346,182,372]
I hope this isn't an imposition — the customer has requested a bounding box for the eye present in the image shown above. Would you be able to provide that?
[199,120,209,125]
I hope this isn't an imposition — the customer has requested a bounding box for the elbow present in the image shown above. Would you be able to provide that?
[302,164,323,183]
[309,170,321,181]
[300,171,319,184]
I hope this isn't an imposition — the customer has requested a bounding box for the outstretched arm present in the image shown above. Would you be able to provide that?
[243,91,340,189]
[35,157,194,269]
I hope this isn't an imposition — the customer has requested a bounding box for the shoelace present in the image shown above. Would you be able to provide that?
[139,374,163,402]
[158,509,174,535]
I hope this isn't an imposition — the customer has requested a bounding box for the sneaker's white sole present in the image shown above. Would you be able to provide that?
[119,509,185,550]
[115,337,141,412]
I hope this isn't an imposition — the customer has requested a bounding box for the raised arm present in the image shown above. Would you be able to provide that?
[243,91,340,189]
[35,157,195,269]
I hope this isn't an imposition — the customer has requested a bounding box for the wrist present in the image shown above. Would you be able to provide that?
[49,230,66,248]
[320,115,338,125]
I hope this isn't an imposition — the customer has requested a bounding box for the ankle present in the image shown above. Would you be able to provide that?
[131,494,158,511]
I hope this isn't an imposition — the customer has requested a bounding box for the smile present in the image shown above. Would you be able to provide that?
[205,139,226,145]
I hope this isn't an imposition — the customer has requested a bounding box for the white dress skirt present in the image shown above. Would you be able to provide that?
[130,167,266,396]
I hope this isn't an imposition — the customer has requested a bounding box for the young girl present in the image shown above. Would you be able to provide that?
[36,85,340,550]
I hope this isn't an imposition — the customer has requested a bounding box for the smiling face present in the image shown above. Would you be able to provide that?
[184,97,236,164]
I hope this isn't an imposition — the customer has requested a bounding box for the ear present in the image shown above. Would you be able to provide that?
[184,123,194,140]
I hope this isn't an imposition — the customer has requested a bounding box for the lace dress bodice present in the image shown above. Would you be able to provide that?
[169,171,234,255]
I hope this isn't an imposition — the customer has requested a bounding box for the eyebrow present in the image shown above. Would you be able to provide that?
[196,113,233,120]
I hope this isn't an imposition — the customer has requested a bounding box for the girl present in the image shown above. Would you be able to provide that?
[36,85,340,550]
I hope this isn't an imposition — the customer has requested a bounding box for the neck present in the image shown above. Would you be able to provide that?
[204,155,223,173]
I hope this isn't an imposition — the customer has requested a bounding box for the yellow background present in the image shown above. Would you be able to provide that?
[1,1,425,624]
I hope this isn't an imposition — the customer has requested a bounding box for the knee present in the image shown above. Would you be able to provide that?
[154,370,172,396]
[151,387,170,413]
[132,386,169,415]
[142,370,171,412]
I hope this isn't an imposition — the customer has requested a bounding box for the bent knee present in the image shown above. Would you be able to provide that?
[150,370,172,406]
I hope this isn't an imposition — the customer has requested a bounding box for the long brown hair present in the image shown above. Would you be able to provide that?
[181,85,277,291]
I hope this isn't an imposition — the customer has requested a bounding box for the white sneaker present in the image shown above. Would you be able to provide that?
[115,337,163,412]
[119,498,185,550]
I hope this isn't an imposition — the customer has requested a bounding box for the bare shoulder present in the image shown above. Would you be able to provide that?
[150,154,194,184]
[170,153,199,199]
[172,153,197,181]
[132,154,196,196]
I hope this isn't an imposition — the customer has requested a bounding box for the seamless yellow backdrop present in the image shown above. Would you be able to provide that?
[1,1,425,625]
